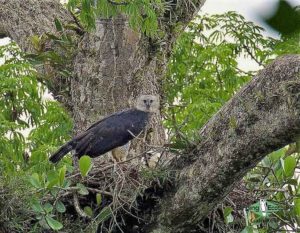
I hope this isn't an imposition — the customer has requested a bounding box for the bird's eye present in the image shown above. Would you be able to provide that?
[150,100,153,103]
[143,100,147,103]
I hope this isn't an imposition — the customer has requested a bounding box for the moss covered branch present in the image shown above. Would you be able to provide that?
[152,55,300,232]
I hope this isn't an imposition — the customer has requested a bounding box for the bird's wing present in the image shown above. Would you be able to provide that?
[74,131,95,156]
[72,109,148,158]
[86,109,131,131]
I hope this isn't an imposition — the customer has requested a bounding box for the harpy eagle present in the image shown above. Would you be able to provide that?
[49,95,159,163]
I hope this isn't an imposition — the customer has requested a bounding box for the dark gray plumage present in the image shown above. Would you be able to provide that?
[49,95,159,163]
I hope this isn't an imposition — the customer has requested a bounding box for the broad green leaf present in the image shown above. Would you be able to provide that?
[44,203,53,213]
[241,226,254,233]
[96,193,102,206]
[59,165,67,186]
[294,198,300,217]
[55,201,66,213]
[84,206,93,217]
[46,178,59,189]
[96,206,113,223]
[76,183,89,195]
[269,149,285,162]
[32,200,44,213]
[223,206,234,224]
[225,213,234,224]
[79,155,92,177]
[62,180,71,189]
[223,206,233,217]
[50,187,59,197]
[45,216,63,230]
[28,173,42,188]
[46,170,59,189]
[284,156,296,178]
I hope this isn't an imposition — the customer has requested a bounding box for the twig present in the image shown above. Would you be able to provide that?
[87,187,114,197]
[73,193,91,219]
[253,188,286,192]
[272,212,296,231]
[243,45,263,67]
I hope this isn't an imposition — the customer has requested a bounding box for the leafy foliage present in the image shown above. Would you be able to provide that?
[0,42,73,231]
[67,0,168,37]
[79,155,92,177]
[243,147,300,232]
[164,12,275,142]
[25,18,77,88]
[1,7,300,233]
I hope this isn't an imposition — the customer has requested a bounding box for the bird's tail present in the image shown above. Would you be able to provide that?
[49,141,74,163]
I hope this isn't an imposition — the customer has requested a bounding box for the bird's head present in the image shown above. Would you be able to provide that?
[135,95,160,113]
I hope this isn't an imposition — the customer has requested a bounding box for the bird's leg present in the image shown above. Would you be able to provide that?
[112,148,124,162]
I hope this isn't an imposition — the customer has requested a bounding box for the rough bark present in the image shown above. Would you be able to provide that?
[0,0,74,52]
[153,55,300,232]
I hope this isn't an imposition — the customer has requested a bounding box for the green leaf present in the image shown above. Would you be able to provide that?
[76,183,89,195]
[241,226,254,233]
[55,201,66,213]
[45,216,63,230]
[79,155,92,177]
[45,33,60,41]
[294,198,300,217]
[44,203,53,213]
[28,173,42,188]
[284,156,296,178]
[223,206,233,217]
[96,206,112,223]
[59,165,67,186]
[96,193,102,206]
[84,206,93,217]
[225,213,234,224]
[46,178,59,189]
[62,180,71,189]
[223,206,233,224]
[47,170,59,181]
[31,200,44,213]
[269,149,285,162]
[54,18,63,32]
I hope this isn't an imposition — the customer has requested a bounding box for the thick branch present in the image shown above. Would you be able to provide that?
[0,0,75,52]
[154,55,300,232]
[172,0,206,25]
